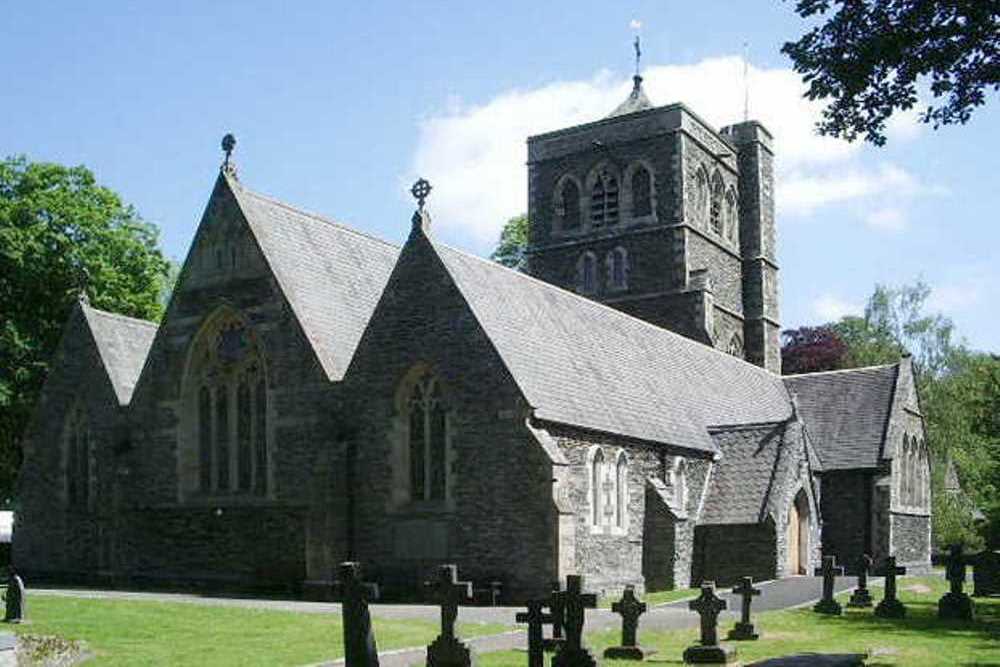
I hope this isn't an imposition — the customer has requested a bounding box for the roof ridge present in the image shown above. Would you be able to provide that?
[82,304,158,329]
[230,177,400,251]
[783,362,899,379]
[431,237,780,378]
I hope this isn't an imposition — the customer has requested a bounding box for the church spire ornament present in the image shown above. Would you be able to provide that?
[410,178,432,233]
[221,133,238,179]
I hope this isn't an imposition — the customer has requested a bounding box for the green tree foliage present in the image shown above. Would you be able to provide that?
[490,214,529,271]
[782,1,1000,145]
[0,156,172,502]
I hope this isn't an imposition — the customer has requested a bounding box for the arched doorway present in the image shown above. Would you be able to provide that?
[786,489,810,575]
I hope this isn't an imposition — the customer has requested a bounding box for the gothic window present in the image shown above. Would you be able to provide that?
[725,189,737,242]
[577,252,598,294]
[590,170,619,226]
[406,372,448,502]
[694,167,709,225]
[607,247,629,291]
[727,334,744,359]
[185,309,269,498]
[557,179,582,231]
[615,451,628,529]
[631,166,652,218]
[65,407,90,507]
[710,171,725,235]
[591,448,604,526]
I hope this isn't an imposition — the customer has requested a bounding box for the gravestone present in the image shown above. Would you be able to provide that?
[813,556,844,615]
[604,585,655,660]
[938,544,975,621]
[727,576,761,640]
[2,569,24,624]
[425,564,476,667]
[516,600,553,667]
[551,575,599,667]
[972,550,999,597]
[335,562,379,667]
[543,580,566,652]
[847,554,873,609]
[683,582,737,665]
[873,556,907,618]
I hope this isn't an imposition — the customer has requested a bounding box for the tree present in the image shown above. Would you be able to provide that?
[782,1,1000,145]
[490,214,529,271]
[781,325,849,374]
[0,156,171,502]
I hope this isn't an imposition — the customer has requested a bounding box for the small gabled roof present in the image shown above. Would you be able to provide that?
[783,363,899,471]
[428,237,792,454]
[226,176,400,380]
[81,304,158,405]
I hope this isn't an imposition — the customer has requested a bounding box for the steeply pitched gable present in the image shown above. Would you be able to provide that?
[80,304,158,405]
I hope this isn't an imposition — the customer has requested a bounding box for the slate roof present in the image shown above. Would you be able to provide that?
[783,364,899,471]
[431,239,792,454]
[227,176,400,380]
[607,76,654,118]
[700,422,790,524]
[81,304,158,405]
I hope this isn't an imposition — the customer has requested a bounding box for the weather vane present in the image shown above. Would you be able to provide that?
[411,178,432,212]
[631,19,642,78]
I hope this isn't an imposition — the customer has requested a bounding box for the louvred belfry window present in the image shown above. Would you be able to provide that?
[591,172,619,226]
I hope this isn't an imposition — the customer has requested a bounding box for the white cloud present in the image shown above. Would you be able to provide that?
[411,56,940,248]
[812,294,862,321]
[864,206,907,232]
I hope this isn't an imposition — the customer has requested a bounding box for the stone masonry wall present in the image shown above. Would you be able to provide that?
[819,470,873,572]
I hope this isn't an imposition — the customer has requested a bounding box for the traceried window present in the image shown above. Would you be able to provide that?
[590,447,628,532]
[694,167,709,225]
[65,407,91,508]
[187,310,269,498]
[578,252,598,294]
[607,247,629,291]
[557,179,582,230]
[710,171,724,235]
[590,170,620,226]
[406,372,448,502]
[631,166,652,218]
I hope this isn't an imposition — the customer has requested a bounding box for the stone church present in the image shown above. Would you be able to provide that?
[14,74,933,600]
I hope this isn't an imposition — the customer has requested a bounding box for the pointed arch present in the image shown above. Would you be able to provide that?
[693,165,710,226]
[577,251,598,294]
[606,246,630,291]
[396,366,451,503]
[710,170,725,235]
[727,333,744,359]
[590,447,605,526]
[625,162,654,220]
[615,450,629,529]
[587,164,620,226]
[725,186,738,242]
[554,174,583,231]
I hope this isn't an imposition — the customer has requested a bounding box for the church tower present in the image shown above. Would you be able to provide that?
[525,72,781,372]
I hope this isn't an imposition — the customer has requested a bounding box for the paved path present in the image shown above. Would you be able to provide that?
[37,575,867,667]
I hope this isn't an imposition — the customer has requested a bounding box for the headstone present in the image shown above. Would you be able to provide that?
[813,556,844,615]
[604,585,655,660]
[335,562,379,667]
[683,582,737,665]
[2,569,24,624]
[938,544,975,621]
[424,564,476,667]
[873,556,907,618]
[543,580,566,652]
[551,575,599,667]
[847,554,874,609]
[972,550,1000,597]
[516,600,553,667]
[727,576,761,640]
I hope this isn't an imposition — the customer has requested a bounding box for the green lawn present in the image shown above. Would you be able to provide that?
[11,595,508,666]
[484,576,1000,667]
[599,588,699,609]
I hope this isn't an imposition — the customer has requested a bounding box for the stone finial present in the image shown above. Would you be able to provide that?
[221,133,238,178]
[410,178,433,234]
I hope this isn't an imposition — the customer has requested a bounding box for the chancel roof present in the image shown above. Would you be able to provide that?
[783,364,899,470]
[81,304,158,405]
[227,176,400,380]
[430,238,792,454]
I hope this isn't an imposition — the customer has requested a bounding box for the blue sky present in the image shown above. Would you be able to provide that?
[3,1,998,352]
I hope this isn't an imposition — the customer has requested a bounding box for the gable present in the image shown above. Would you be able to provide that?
[700,422,788,524]
[81,305,157,405]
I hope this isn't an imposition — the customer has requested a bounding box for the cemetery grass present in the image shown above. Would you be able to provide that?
[11,595,509,666]
[481,576,999,667]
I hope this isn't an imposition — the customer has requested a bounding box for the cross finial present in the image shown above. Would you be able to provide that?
[411,178,432,212]
[221,133,237,177]
[634,34,642,78]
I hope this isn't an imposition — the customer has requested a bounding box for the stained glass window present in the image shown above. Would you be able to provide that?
[237,380,252,492]
[592,448,604,526]
[407,374,449,502]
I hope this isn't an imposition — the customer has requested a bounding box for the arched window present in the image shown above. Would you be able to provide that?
[672,458,688,509]
[578,252,598,294]
[725,189,737,242]
[558,179,582,230]
[901,436,912,505]
[631,166,652,218]
[590,170,620,226]
[710,171,725,235]
[607,247,629,291]
[615,451,628,529]
[591,448,605,526]
[65,407,90,507]
[694,167,709,225]
[406,372,448,501]
[186,309,269,497]
[727,334,744,359]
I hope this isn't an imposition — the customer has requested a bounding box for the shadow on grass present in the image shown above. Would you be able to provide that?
[810,597,1000,644]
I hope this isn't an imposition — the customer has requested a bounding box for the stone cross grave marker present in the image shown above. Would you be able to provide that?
[543,580,566,652]
[727,576,761,641]
[335,562,380,667]
[813,556,844,615]
[972,550,1000,597]
[604,585,655,660]
[939,544,975,621]
[847,554,874,608]
[551,575,598,667]
[425,564,476,667]
[683,582,736,664]
[2,569,24,624]
[874,556,907,619]
[516,600,553,667]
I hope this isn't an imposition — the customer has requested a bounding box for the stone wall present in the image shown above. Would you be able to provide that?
[891,513,932,573]
[693,522,777,586]
[819,470,873,572]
